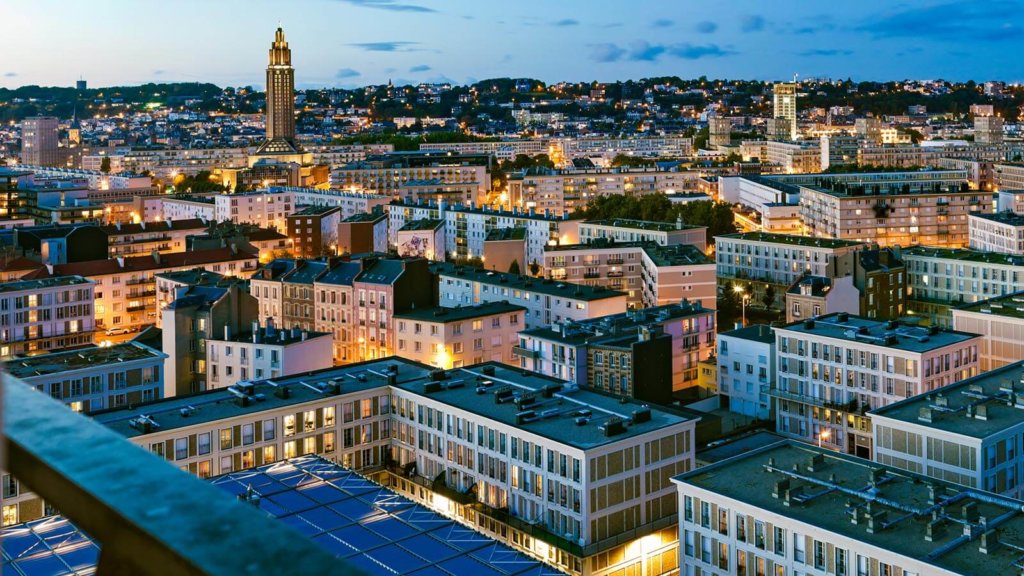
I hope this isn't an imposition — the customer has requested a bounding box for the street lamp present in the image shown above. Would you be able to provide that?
[818,429,831,448]
[734,285,750,326]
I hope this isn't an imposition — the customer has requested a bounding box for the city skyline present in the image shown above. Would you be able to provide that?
[4,0,1024,90]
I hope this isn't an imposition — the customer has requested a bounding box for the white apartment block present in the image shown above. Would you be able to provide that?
[952,293,1024,371]
[578,219,707,252]
[557,136,694,160]
[773,313,980,459]
[205,325,333,390]
[717,325,774,420]
[390,362,695,575]
[274,186,391,218]
[0,275,95,358]
[102,218,209,258]
[161,196,216,222]
[715,232,866,286]
[388,200,581,268]
[82,146,251,180]
[873,360,1024,498]
[901,246,1024,328]
[994,163,1024,191]
[393,302,525,369]
[214,190,294,232]
[675,440,1020,576]
[331,161,489,204]
[434,263,627,329]
[969,212,1024,255]
[508,168,701,217]
[17,165,154,191]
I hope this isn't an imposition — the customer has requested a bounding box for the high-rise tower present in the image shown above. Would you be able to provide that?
[257,27,299,155]
[772,82,798,141]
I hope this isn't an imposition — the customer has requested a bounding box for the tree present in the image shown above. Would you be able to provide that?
[100,156,111,173]
[529,260,541,277]
[762,284,776,310]
[508,259,521,275]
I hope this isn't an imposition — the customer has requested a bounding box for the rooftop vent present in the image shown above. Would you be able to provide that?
[631,406,652,424]
[494,385,515,403]
[275,386,290,399]
[599,416,626,437]
[836,312,849,323]
[423,381,443,394]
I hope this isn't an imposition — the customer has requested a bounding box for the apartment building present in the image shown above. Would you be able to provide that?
[155,268,248,326]
[20,246,259,332]
[389,362,695,575]
[952,293,1024,371]
[434,262,627,329]
[278,186,391,219]
[900,246,1024,328]
[161,195,216,222]
[213,189,294,232]
[395,218,445,259]
[764,141,821,174]
[785,275,859,323]
[715,232,866,288]
[393,302,525,368]
[253,256,434,363]
[773,313,980,458]
[161,283,257,396]
[717,325,775,419]
[799,179,988,248]
[969,212,1024,255]
[545,241,716,310]
[330,152,491,205]
[100,218,209,258]
[0,276,95,358]
[387,199,581,269]
[853,248,907,320]
[872,360,1024,498]
[206,324,333,390]
[507,168,700,217]
[675,440,1024,576]
[4,341,166,413]
[578,219,707,252]
[516,301,715,395]
[338,210,388,255]
[287,205,340,258]
[82,146,251,180]
[994,163,1024,191]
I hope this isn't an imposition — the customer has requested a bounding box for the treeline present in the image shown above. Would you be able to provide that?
[575,194,737,244]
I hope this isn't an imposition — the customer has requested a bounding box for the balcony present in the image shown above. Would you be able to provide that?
[125,277,155,286]
[606,270,624,278]
[126,304,148,313]
[583,272,600,279]
[1,374,358,575]
[512,346,539,359]
[606,258,624,265]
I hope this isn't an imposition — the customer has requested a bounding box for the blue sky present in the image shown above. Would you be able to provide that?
[3,0,1024,89]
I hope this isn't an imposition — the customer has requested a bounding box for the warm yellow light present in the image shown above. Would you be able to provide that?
[733,285,745,294]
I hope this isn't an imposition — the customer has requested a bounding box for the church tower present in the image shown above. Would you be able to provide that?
[258,26,298,154]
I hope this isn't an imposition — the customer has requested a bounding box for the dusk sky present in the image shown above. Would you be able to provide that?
[4,0,1024,89]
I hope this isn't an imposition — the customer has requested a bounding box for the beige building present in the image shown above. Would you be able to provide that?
[952,293,1024,371]
[764,141,821,173]
[0,275,95,358]
[206,324,333,389]
[772,82,799,141]
[20,117,62,167]
[969,211,1024,255]
[393,302,525,368]
[715,232,866,287]
[507,168,701,216]
[578,218,707,252]
[784,275,859,323]
[101,218,209,258]
[773,313,980,459]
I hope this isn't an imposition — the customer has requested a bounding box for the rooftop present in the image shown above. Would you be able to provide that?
[778,313,980,353]
[720,324,775,344]
[394,302,526,323]
[156,268,227,286]
[99,218,208,236]
[485,227,527,241]
[545,241,711,267]
[93,357,432,438]
[519,300,715,344]
[5,342,165,379]
[581,219,704,232]
[431,262,626,302]
[394,362,693,450]
[0,275,92,294]
[871,360,1024,439]
[216,327,331,346]
[970,211,1024,226]
[957,291,1024,319]
[343,211,387,223]
[2,455,562,576]
[899,246,1024,267]
[786,275,832,296]
[290,204,341,217]
[21,246,258,279]
[716,231,865,250]
[675,440,1024,576]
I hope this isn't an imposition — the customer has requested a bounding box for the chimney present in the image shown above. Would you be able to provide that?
[676,214,683,230]
[116,256,125,268]
[45,263,53,275]
[151,250,160,265]
[141,221,146,230]
[115,222,122,231]
[224,325,231,340]
[252,320,259,343]
[264,317,275,337]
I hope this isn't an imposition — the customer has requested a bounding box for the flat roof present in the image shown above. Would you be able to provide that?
[432,262,626,302]
[970,211,1024,226]
[675,440,1024,576]
[395,362,693,451]
[581,219,704,233]
[545,241,711,267]
[957,291,1024,319]
[1,456,563,576]
[720,324,775,344]
[716,231,865,249]
[94,357,433,438]
[871,360,1024,439]
[778,313,980,353]
[399,218,444,231]
[394,302,526,323]
[343,211,386,223]
[5,342,165,379]
[0,275,92,294]
[899,246,1024,267]
[485,227,526,241]
[519,300,714,344]
[290,205,341,217]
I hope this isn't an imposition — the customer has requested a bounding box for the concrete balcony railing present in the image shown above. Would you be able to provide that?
[0,373,363,576]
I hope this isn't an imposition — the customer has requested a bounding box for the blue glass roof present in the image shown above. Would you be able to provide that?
[1,455,565,576]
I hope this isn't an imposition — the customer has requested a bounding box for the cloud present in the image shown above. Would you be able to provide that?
[4,72,17,77]
[336,0,435,13]
[336,68,361,78]
[652,18,673,28]
[859,2,1024,41]
[409,64,431,72]
[590,41,735,62]
[153,70,165,76]
[589,43,627,62]
[696,21,717,34]
[553,18,579,26]
[741,15,766,32]
[798,49,852,56]
[349,41,418,52]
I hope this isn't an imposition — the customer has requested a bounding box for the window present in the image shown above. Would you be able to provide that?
[198,433,211,455]
[263,419,276,441]
[303,436,316,455]
[263,445,276,463]
[284,415,296,436]
[284,440,298,459]
[175,438,188,460]
[324,431,336,452]
[197,460,212,479]
[242,423,255,445]
[324,406,336,427]
[303,410,316,432]
[2,504,18,527]
[2,475,17,499]
[220,429,232,450]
